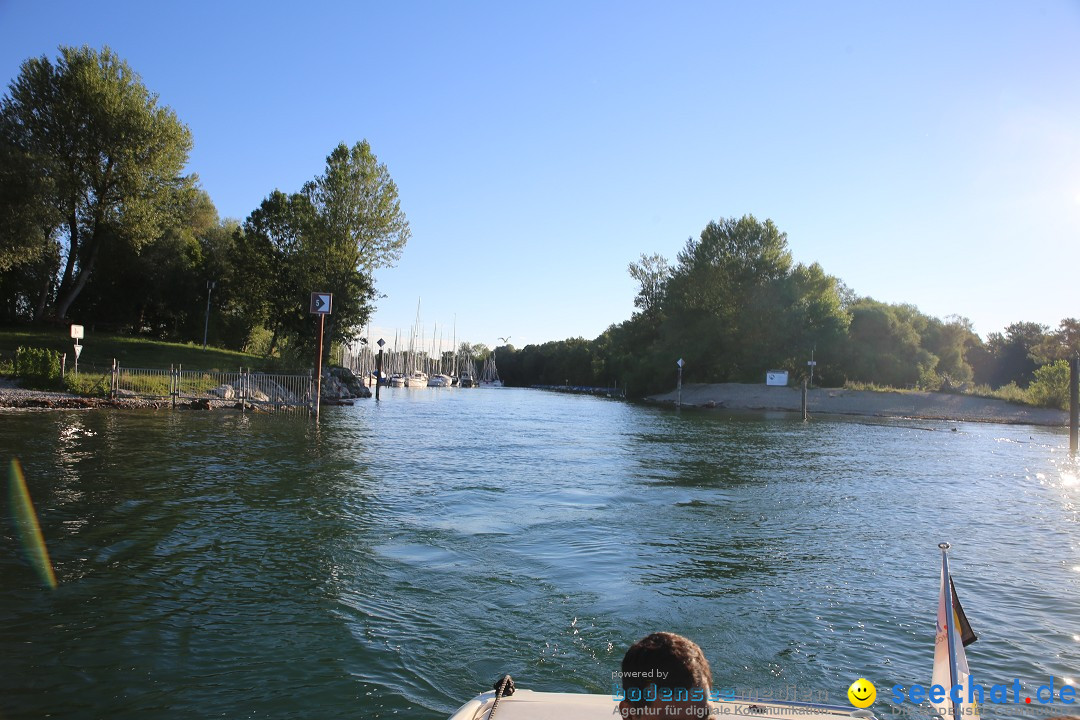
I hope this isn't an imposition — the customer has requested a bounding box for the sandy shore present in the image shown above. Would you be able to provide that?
[647,382,1069,427]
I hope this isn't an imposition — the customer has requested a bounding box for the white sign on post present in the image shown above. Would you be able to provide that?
[70,325,84,374]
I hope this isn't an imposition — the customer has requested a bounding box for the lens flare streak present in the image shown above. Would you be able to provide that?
[9,459,58,589]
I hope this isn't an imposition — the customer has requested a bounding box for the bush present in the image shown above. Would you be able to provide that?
[1027,360,1070,410]
[918,368,942,391]
[64,372,111,397]
[986,381,1030,406]
[14,346,63,387]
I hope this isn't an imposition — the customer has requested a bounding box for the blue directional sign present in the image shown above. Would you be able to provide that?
[309,292,333,315]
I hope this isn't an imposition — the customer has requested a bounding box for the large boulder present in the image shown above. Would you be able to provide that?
[322,366,371,399]
[210,384,235,400]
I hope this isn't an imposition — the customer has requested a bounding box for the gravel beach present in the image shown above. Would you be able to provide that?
[0,378,168,410]
[647,382,1069,427]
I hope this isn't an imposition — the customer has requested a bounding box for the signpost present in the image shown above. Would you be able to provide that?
[70,324,84,375]
[676,358,684,409]
[310,293,333,420]
[375,338,385,401]
[203,281,216,350]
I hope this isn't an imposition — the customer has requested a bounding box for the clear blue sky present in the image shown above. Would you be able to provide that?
[2,1,1078,350]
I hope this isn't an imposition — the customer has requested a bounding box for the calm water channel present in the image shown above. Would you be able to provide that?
[1,388,1078,719]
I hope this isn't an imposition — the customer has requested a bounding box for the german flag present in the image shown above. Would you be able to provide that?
[950,577,977,647]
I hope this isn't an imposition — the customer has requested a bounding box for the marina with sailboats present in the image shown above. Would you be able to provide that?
[342,301,504,390]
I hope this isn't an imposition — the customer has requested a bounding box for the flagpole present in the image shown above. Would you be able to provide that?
[939,542,961,720]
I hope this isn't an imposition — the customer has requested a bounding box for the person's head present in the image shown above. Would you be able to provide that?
[619,632,712,718]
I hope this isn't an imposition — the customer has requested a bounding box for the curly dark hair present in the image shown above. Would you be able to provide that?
[621,632,712,705]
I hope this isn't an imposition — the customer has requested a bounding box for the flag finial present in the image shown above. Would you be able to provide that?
[938,542,951,551]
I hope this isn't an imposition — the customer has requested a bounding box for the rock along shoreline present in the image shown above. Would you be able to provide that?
[646,382,1069,427]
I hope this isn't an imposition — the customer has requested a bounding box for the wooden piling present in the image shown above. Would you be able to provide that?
[802,378,808,421]
[1070,354,1078,455]
[376,348,383,401]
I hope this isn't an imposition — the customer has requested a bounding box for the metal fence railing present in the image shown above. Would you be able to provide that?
[111,362,313,416]
[115,367,173,399]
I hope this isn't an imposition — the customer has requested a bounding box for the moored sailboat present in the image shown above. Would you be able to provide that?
[479,354,502,388]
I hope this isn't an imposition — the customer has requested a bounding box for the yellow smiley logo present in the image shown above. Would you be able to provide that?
[847,678,876,708]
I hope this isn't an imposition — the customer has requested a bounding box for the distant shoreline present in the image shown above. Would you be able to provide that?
[646,382,1069,427]
[2,379,1069,428]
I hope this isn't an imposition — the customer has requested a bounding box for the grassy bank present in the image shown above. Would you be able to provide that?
[0,326,273,376]
[843,374,1069,411]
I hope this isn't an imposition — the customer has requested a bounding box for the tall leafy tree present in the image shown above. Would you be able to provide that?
[663,215,795,380]
[984,321,1048,388]
[1032,318,1080,364]
[841,299,937,387]
[72,188,219,336]
[234,190,316,357]
[921,315,977,384]
[300,141,410,362]
[627,252,671,315]
[0,45,193,319]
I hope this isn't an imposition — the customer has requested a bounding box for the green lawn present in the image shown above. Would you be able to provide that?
[0,326,273,373]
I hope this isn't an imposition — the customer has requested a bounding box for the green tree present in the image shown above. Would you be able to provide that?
[1027,359,1071,409]
[1032,318,1080,365]
[921,315,977,385]
[0,45,194,319]
[73,187,220,337]
[299,141,409,363]
[0,136,58,278]
[772,262,850,383]
[663,215,796,380]
[234,190,316,357]
[627,252,671,315]
[841,299,937,388]
[985,322,1048,388]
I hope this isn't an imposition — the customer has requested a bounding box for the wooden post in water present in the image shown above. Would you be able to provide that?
[1070,354,1078,455]
[802,378,808,421]
[375,346,384,401]
[676,358,684,409]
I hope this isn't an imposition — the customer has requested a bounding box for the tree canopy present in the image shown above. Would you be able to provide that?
[495,214,1066,403]
[231,141,409,362]
[0,45,194,320]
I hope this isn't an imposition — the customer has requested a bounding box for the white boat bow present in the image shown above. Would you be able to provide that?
[447,688,878,720]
